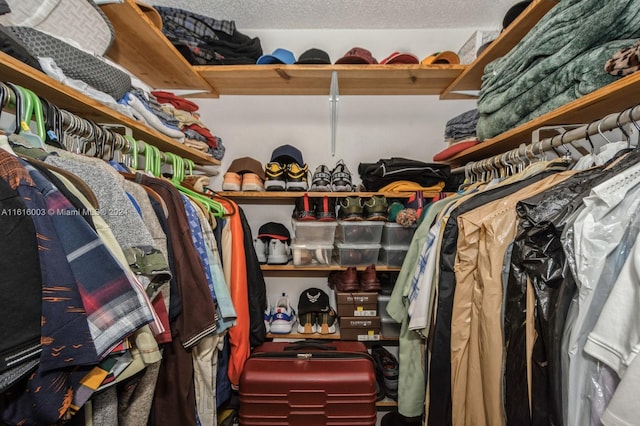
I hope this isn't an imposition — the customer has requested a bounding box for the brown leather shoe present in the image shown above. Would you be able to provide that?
[359,264,381,292]
[328,267,359,292]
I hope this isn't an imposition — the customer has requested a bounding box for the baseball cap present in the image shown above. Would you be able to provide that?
[298,287,331,316]
[256,48,295,64]
[380,51,419,65]
[296,48,331,64]
[270,144,304,165]
[258,222,291,242]
[226,156,265,180]
[432,139,479,161]
[335,47,378,64]
[503,1,533,30]
[421,51,461,65]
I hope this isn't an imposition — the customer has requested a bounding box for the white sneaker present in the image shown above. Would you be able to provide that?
[270,293,296,334]
[254,238,267,264]
[267,239,290,265]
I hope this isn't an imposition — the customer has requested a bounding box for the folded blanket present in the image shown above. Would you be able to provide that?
[477,40,630,140]
[479,0,640,116]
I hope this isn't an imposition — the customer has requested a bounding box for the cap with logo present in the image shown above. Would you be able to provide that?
[335,47,378,64]
[257,48,295,64]
[296,48,331,64]
[297,287,331,316]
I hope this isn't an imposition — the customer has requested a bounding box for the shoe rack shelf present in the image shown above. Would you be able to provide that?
[261,264,401,273]
[220,190,441,203]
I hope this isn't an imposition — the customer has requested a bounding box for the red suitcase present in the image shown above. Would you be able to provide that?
[239,340,377,426]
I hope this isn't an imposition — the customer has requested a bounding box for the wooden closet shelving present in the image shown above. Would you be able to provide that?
[219,190,442,203]
[0,51,220,165]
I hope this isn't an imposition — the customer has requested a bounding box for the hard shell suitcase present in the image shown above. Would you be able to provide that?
[239,340,377,426]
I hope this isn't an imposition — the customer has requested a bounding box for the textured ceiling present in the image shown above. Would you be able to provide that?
[151,0,518,29]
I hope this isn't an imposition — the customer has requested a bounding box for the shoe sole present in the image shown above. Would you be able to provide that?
[222,183,241,191]
[310,184,331,192]
[270,322,294,334]
[267,255,289,265]
[265,181,286,191]
[241,183,265,191]
[287,181,308,191]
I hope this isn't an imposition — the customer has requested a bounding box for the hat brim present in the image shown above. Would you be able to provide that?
[382,53,419,65]
[432,140,478,161]
[421,51,461,65]
[295,58,331,64]
[257,55,288,64]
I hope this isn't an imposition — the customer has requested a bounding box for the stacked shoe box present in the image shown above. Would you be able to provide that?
[290,219,337,266]
[336,291,381,341]
[378,223,417,267]
[334,220,384,266]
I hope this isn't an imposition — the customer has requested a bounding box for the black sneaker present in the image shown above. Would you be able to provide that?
[292,193,316,221]
[363,195,388,221]
[338,196,364,221]
[286,162,309,191]
[331,160,353,192]
[264,162,286,191]
[310,165,332,192]
[314,196,336,221]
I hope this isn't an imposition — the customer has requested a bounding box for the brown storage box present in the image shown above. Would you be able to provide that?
[339,316,381,341]
[336,291,378,317]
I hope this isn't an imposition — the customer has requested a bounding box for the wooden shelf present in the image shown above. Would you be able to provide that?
[266,332,398,342]
[440,0,559,100]
[220,191,441,202]
[261,264,401,273]
[0,52,220,165]
[196,64,465,96]
[100,0,217,96]
[443,71,640,165]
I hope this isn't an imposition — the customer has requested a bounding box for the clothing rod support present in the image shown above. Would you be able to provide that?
[452,104,640,174]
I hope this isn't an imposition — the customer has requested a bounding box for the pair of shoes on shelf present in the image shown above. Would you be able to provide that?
[265,162,309,191]
[338,195,388,221]
[265,293,296,334]
[297,288,337,334]
[309,159,353,192]
[328,264,381,292]
[254,238,291,265]
[222,172,265,191]
[371,345,399,401]
[292,193,336,221]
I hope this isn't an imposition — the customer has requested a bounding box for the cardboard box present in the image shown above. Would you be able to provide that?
[339,316,381,341]
[336,291,378,316]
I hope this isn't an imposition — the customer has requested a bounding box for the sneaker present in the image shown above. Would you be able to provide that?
[297,312,318,334]
[328,267,360,292]
[267,239,290,265]
[292,193,316,221]
[371,345,399,400]
[222,172,241,191]
[359,264,381,292]
[338,196,364,221]
[264,162,286,191]
[363,195,388,221]
[270,293,296,334]
[318,307,337,334]
[331,160,353,192]
[310,165,332,192]
[314,196,336,221]
[286,162,309,191]
[264,297,272,333]
[254,238,267,264]
[241,173,265,191]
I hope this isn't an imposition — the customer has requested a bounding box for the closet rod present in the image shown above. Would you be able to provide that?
[451,104,640,174]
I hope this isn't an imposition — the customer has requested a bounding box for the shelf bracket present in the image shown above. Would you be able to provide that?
[329,71,339,157]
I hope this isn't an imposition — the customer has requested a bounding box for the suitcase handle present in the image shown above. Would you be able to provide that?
[284,341,337,351]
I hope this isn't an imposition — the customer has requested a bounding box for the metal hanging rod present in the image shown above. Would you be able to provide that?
[452,104,640,174]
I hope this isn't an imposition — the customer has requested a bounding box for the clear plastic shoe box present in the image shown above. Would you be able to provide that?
[335,220,384,244]
[291,219,337,244]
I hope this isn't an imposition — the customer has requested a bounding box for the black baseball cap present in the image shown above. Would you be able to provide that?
[257,222,291,242]
[298,287,331,316]
[296,48,331,64]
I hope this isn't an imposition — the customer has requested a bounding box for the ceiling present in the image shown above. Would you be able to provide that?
[150,0,519,30]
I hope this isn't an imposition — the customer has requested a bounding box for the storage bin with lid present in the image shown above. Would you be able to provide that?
[335,220,384,244]
[334,242,381,266]
[378,244,410,268]
[290,240,333,266]
[291,219,337,244]
[381,223,417,246]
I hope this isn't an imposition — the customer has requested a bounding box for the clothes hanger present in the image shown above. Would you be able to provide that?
[6,84,47,149]
[164,152,225,217]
